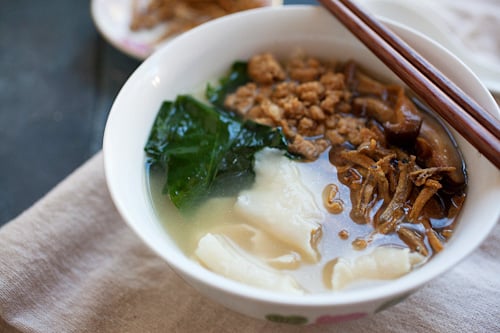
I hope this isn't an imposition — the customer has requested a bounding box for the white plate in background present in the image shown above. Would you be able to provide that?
[90,0,283,60]
[91,0,155,60]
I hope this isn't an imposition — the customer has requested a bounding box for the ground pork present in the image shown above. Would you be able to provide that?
[224,53,372,160]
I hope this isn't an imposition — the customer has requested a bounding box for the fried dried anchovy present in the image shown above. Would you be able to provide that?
[408,179,442,222]
[374,157,393,203]
[375,153,396,174]
[420,218,445,254]
[350,169,377,223]
[377,216,401,234]
[340,150,376,169]
[410,167,456,186]
[338,166,364,188]
[323,184,344,214]
[397,227,429,257]
[378,160,412,228]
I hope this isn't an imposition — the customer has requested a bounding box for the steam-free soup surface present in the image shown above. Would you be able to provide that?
[145,52,466,294]
[148,149,416,293]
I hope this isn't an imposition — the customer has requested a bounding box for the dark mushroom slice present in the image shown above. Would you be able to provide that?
[414,111,466,188]
[383,87,423,146]
[352,97,393,121]
[353,87,423,147]
[343,61,389,98]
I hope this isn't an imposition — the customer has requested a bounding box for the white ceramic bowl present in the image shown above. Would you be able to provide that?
[103,5,500,325]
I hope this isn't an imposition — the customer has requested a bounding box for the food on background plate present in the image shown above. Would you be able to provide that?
[130,0,275,43]
[144,52,467,293]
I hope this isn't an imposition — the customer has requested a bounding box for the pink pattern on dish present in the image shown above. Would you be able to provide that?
[121,39,152,57]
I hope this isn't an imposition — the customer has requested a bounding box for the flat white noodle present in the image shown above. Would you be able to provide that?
[330,247,424,290]
[234,148,324,262]
[195,233,304,294]
[211,223,301,269]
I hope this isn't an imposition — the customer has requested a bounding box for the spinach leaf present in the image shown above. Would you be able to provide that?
[206,61,250,109]
[145,94,288,212]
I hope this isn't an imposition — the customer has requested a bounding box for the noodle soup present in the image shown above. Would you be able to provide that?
[145,52,466,294]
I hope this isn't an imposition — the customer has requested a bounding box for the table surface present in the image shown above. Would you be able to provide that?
[0,0,138,226]
[0,0,315,226]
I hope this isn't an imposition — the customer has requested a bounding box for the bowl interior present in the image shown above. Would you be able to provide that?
[103,5,500,306]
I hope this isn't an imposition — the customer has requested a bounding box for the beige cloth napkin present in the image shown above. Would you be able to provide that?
[1,1,499,332]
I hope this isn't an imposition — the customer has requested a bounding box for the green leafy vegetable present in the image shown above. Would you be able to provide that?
[206,61,250,108]
[145,94,288,212]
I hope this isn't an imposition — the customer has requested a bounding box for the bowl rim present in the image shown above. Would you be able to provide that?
[103,5,500,307]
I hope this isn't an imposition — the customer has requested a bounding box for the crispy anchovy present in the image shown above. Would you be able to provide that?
[420,218,445,254]
[373,159,392,204]
[377,211,403,234]
[409,167,456,186]
[350,169,376,224]
[340,150,376,169]
[377,160,412,232]
[397,227,429,257]
[408,179,442,222]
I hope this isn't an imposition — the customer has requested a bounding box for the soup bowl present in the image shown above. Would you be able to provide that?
[103,5,500,325]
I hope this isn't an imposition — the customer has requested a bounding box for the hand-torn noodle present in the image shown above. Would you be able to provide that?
[195,233,304,294]
[327,247,424,290]
[234,149,324,262]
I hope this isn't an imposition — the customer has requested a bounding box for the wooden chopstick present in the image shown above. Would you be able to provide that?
[317,0,500,169]
[338,0,500,140]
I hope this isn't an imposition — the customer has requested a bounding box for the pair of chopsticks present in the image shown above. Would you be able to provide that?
[318,0,500,169]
